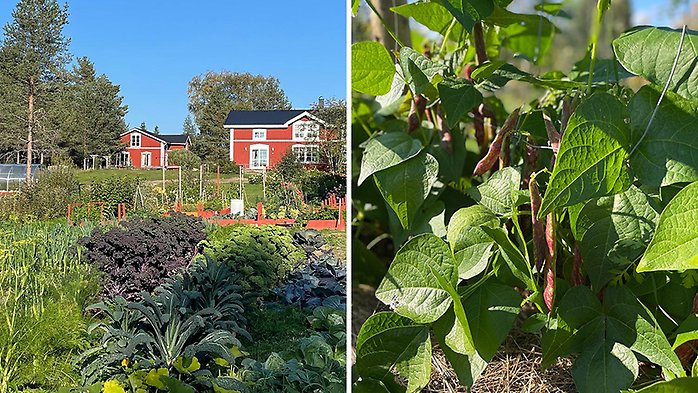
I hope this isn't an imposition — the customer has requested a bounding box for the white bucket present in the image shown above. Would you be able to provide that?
[230,199,244,216]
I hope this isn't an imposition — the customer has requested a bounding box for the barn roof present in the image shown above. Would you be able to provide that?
[159,134,189,145]
[121,128,190,145]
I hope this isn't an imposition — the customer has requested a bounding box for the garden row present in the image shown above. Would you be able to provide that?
[0,155,345,224]
[0,214,345,392]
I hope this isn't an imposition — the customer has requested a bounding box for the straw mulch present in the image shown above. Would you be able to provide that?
[352,285,577,393]
[425,324,576,393]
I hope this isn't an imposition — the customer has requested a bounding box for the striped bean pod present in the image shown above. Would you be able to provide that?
[473,108,520,176]
[529,176,546,272]
[544,213,556,313]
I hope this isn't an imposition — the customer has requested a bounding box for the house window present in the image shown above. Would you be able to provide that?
[292,145,319,163]
[130,133,141,147]
[250,145,269,168]
[252,128,266,140]
[292,121,320,141]
[118,152,130,167]
[141,152,151,167]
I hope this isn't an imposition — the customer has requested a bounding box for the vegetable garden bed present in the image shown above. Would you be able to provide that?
[0,216,345,392]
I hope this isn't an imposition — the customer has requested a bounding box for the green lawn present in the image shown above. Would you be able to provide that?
[244,182,264,204]
[76,168,268,208]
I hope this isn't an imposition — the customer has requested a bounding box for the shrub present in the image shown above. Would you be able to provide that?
[0,193,18,220]
[17,166,80,218]
[199,225,305,296]
[217,159,240,174]
[299,169,345,203]
[274,149,303,184]
[87,175,139,215]
[167,149,201,170]
[79,213,206,300]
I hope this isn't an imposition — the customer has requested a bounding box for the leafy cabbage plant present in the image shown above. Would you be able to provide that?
[351,0,698,391]
[77,259,249,391]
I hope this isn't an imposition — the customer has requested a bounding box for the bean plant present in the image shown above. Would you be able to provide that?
[351,0,698,392]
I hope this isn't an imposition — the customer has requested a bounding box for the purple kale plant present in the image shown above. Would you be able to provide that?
[80,213,206,300]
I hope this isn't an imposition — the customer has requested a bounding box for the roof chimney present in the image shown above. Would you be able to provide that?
[318,96,324,109]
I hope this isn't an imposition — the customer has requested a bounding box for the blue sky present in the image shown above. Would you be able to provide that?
[0,1,347,134]
[631,0,694,26]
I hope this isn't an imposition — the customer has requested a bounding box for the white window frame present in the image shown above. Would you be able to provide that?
[130,133,141,147]
[119,151,130,167]
[141,152,151,167]
[252,128,267,140]
[292,121,320,141]
[292,144,319,164]
[249,144,269,169]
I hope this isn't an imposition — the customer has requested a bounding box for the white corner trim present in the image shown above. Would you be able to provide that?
[229,128,235,161]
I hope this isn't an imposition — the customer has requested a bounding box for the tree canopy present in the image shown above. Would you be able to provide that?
[57,57,128,165]
[312,98,346,175]
[187,71,291,162]
[0,0,128,173]
[0,0,70,178]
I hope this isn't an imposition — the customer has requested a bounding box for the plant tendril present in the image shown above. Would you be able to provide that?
[628,25,687,158]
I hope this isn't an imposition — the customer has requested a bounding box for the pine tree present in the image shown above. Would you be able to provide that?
[57,57,128,165]
[182,114,197,137]
[0,0,70,180]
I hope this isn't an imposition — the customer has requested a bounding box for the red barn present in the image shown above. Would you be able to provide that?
[224,110,327,169]
[118,128,191,168]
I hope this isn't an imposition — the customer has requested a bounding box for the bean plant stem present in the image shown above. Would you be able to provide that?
[586,0,607,94]
[535,0,545,64]
[364,0,405,49]
[438,18,458,60]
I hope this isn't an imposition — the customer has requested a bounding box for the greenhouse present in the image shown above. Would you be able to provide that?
[0,164,40,191]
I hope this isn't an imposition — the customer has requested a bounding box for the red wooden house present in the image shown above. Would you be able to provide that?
[224,110,327,169]
[118,128,191,168]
